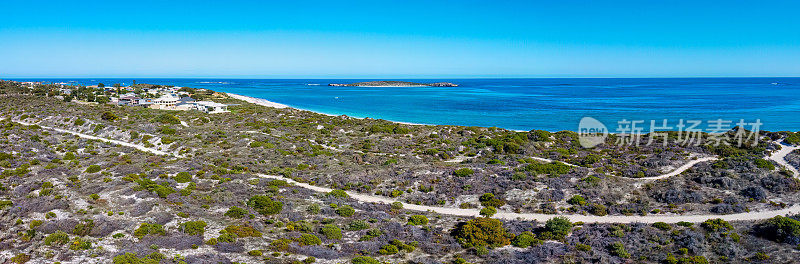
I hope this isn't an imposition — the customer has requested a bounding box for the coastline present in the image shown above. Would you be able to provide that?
[225,92,444,128]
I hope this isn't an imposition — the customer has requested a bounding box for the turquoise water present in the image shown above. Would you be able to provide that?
[11,78,800,132]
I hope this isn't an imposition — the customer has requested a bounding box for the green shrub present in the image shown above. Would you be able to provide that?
[479,207,497,217]
[89,193,100,200]
[378,244,399,255]
[113,253,160,264]
[247,250,263,256]
[390,202,403,210]
[247,195,283,215]
[224,225,262,237]
[85,165,102,173]
[567,195,587,206]
[541,217,573,240]
[453,168,475,177]
[328,189,349,198]
[348,220,370,231]
[10,253,30,264]
[479,193,506,208]
[512,231,541,248]
[320,224,342,240]
[173,172,192,183]
[224,206,248,219]
[101,112,118,121]
[180,221,207,236]
[351,256,380,264]
[754,158,775,170]
[608,241,630,258]
[29,220,43,228]
[335,205,355,217]
[297,234,322,246]
[72,219,94,236]
[44,231,70,246]
[451,217,513,248]
[589,203,608,216]
[575,243,592,251]
[408,215,429,225]
[754,216,800,244]
[69,237,92,250]
[652,222,672,231]
[153,114,180,124]
[133,223,166,238]
[701,218,733,232]
[522,162,572,176]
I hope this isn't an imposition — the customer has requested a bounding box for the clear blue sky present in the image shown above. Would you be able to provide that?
[1,0,798,78]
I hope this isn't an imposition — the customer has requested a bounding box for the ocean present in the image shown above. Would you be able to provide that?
[9,78,800,132]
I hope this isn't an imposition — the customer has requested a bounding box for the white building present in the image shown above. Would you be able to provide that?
[150,93,181,109]
[192,101,229,114]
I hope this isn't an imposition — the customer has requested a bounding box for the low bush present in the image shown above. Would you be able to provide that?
[247,195,283,215]
[180,221,207,236]
[407,215,429,225]
[335,205,355,217]
[320,224,342,240]
[451,217,513,248]
[224,206,248,219]
[297,233,322,246]
[134,223,166,238]
[453,168,475,177]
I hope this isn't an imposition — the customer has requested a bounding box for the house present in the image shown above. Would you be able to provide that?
[118,96,140,106]
[192,101,229,114]
[150,93,180,109]
[174,97,197,110]
[136,98,152,107]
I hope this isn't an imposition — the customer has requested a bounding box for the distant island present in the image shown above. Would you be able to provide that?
[328,81,459,87]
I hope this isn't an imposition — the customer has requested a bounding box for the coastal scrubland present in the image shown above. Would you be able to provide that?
[1,80,800,263]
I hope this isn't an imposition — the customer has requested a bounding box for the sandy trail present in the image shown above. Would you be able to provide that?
[637,156,719,181]
[259,174,800,223]
[5,118,182,158]
[767,140,800,176]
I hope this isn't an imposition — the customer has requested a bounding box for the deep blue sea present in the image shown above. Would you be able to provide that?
[9,78,800,132]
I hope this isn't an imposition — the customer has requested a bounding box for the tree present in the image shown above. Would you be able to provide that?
[113,83,121,95]
[98,83,105,88]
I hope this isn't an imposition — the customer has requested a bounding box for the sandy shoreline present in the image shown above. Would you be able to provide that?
[225,92,531,132]
[226,92,441,127]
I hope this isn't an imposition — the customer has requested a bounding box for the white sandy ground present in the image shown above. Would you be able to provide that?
[225,92,289,109]
[768,140,800,176]
[257,173,800,224]
[6,116,800,223]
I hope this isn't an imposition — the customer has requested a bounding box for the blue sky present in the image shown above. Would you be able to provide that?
[1,0,798,78]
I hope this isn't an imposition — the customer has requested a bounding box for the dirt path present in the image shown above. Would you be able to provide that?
[6,118,182,158]
[767,140,800,177]
[258,174,800,223]
[637,156,719,181]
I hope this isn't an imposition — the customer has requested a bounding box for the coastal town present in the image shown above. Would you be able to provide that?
[19,81,230,114]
